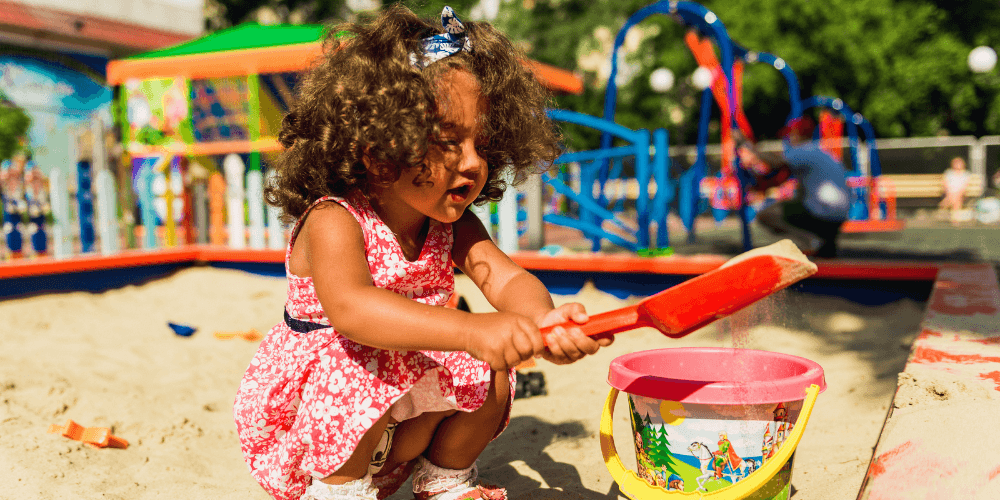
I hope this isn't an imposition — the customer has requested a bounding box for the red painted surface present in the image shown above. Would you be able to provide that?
[990,464,1000,482]
[866,441,918,479]
[0,247,199,279]
[863,437,1000,499]
[0,246,284,279]
[864,439,966,499]
[841,219,907,233]
[979,371,1000,390]
[0,0,194,51]
[0,248,942,282]
[911,346,1000,365]
[929,286,999,315]
[917,329,943,340]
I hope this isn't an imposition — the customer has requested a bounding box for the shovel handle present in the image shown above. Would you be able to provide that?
[540,305,640,345]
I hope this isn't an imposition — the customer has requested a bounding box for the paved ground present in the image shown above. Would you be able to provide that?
[539,213,1000,265]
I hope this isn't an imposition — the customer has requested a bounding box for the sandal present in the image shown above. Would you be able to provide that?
[413,483,506,500]
[411,457,507,500]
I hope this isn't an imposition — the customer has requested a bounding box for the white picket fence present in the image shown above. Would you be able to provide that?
[4,132,998,262]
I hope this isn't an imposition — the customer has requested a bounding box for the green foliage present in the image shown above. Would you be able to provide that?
[0,104,31,162]
[488,0,1000,140]
[206,0,1000,140]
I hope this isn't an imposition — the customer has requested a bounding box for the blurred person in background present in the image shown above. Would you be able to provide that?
[939,156,970,225]
[736,117,850,258]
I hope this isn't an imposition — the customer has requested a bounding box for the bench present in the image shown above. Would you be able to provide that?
[876,173,985,199]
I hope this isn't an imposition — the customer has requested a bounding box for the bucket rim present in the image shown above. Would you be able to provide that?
[607,347,826,405]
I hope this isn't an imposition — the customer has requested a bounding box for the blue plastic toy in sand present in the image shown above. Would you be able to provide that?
[168,322,197,337]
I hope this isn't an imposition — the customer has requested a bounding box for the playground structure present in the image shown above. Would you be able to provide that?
[538,0,904,254]
[0,1,992,263]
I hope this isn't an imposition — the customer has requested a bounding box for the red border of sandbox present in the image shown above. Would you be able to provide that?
[0,247,942,281]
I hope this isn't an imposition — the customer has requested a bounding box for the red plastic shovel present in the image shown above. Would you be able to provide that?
[541,241,818,343]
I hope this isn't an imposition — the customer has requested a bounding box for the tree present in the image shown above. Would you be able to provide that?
[487,0,1000,141]
[206,0,482,29]
[0,96,31,162]
[202,0,1000,140]
[206,0,348,29]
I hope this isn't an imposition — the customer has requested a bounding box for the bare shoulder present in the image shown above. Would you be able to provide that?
[289,200,365,277]
[451,209,492,265]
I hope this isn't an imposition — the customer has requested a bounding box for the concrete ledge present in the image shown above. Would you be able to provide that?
[857,264,1000,499]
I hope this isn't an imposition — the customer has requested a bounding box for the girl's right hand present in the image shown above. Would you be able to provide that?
[464,312,544,372]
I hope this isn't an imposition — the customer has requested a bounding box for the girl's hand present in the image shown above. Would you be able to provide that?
[536,303,614,365]
[464,312,545,372]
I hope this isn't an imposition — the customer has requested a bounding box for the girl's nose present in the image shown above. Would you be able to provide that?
[458,142,485,175]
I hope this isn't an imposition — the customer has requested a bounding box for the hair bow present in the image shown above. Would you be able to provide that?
[410,6,472,69]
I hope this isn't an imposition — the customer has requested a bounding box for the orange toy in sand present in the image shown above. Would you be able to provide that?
[48,419,128,449]
[214,329,263,341]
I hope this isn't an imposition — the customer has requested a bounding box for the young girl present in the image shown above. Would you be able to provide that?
[233,5,612,500]
[940,156,970,224]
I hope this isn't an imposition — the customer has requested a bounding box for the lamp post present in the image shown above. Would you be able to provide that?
[967,45,996,219]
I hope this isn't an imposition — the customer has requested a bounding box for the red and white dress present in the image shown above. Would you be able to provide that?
[234,194,513,500]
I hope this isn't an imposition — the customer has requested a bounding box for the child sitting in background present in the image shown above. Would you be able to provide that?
[233,5,613,500]
[940,156,971,224]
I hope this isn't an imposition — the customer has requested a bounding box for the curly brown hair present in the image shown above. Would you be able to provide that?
[266,3,562,222]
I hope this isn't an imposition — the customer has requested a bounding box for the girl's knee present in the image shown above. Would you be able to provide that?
[324,411,392,483]
[475,371,511,419]
[386,410,454,464]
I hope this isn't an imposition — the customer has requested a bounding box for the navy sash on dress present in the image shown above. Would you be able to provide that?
[283,309,329,333]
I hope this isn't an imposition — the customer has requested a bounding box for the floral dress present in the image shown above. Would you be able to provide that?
[234,194,513,500]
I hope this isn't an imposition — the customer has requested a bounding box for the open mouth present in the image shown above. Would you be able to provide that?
[447,184,472,200]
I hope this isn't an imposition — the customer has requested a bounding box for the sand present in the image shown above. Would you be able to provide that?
[0,266,927,500]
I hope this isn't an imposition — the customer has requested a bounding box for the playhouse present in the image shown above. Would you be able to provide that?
[103,22,584,253]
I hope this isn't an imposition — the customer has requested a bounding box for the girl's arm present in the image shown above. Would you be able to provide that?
[451,209,554,321]
[452,209,612,364]
[303,202,541,370]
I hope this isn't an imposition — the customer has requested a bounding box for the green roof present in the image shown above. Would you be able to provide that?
[128,23,330,60]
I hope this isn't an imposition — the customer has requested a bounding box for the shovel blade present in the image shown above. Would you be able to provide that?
[640,252,817,338]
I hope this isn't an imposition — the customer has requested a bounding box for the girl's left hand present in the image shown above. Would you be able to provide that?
[535,303,614,365]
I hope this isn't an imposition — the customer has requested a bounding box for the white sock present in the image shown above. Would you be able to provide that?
[303,473,378,500]
[411,456,478,500]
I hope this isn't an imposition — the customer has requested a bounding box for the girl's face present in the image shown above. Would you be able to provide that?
[383,69,488,224]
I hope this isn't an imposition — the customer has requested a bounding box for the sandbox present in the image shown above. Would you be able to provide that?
[0,253,940,500]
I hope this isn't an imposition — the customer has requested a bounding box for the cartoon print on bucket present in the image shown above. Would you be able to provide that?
[604,347,825,500]
[627,394,800,498]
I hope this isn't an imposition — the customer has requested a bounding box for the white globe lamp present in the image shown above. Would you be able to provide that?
[691,66,714,90]
[968,46,997,73]
[649,68,675,92]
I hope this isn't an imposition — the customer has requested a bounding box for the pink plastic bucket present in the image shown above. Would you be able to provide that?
[601,348,825,500]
